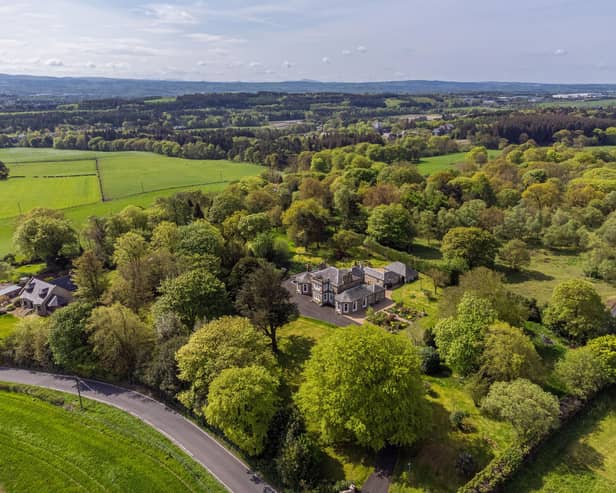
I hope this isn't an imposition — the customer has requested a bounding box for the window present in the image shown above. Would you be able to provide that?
[302,284,309,293]
[353,301,358,311]
[362,297,368,308]
[336,302,341,312]
[343,303,349,313]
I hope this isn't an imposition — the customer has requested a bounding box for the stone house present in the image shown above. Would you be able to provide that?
[18,276,76,316]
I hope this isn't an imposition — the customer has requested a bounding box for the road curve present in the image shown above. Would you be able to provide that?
[0,367,275,493]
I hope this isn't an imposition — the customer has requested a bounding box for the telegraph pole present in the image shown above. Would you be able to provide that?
[75,377,84,411]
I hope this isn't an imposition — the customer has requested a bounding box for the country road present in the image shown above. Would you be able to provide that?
[0,367,275,493]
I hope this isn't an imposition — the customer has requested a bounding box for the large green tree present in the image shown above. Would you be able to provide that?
[48,302,95,373]
[441,227,499,269]
[555,346,607,399]
[282,198,329,247]
[543,280,609,341]
[176,316,276,413]
[72,250,108,303]
[296,325,427,450]
[205,366,279,456]
[434,294,497,375]
[366,203,416,251]
[153,269,228,328]
[87,303,155,381]
[235,263,298,354]
[13,208,79,266]
[481,379,560,441]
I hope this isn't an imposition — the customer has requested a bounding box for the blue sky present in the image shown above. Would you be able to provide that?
[0,0,614,82]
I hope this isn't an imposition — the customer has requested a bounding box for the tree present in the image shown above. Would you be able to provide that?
[72,250,108,303]
[8,316,52,368]
[441,227,499,269]
[366,203,416,251]
[481,379,559,441]
[177,220,224,257]
[143,335,188,399]
[587,335,616,383]
[176,316,276,413]
[331,229,364,259]
[479,322,543,383]
[235,263,298,354]
[111,231,153,310]
[438,267,529,326]
[466,146,489,166]
[543,280,609,342]
[87,303,155,381]
[153,269,228,329]
[205,366,279,456]
[555,346,606,399]
[498,239,531,271]
[434,294,497,375]
[282,199,329,247]
[276,425,322,490]
[13,208,79,266]
[0,160,8,180]
[296,325,427,450]
[48,302,95,373]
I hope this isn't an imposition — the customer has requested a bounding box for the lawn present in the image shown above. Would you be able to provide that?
[0,175,101,219]
[390,376,516,493]
[0,148,101,162]
[97,152,262,199]
[417,150,501,176]
[391,274,440,343]
[503,248,616,305]
[505,388,616,493]
[8,160,96,177]
[0,383,225,493]
[0,314,18,340]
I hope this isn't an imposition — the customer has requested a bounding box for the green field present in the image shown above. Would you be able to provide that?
[0,148,263,255]
[417,150,501,175]
[0,175,101,219]
[505,388,616,493]
[0,383,225,493]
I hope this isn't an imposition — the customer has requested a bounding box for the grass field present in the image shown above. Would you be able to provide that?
[417,150,501,175]
[504,248,616,305]
[0,314,18,340]
[0,383,225,493]
[0,148,263,255]
[505,388,616,493]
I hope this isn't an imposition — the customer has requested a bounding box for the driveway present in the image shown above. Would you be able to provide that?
[284,280,356,326]
[0,367,275,493]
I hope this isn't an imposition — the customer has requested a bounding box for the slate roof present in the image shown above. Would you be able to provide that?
[295,272,312,283]
[385,261,418,280]
[335,285,372,303]
[311,266,356,287]
[0,284,21,297]
[51,275,77,292]
[19,278,56,305]
[363,266,385,281]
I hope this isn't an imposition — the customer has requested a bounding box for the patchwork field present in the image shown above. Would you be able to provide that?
[417,150,501,175]
[0,148,263,255]
[0,384,225,493]
[505,388,616,493]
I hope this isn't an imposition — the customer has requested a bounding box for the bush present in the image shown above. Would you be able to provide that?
[456,451,478,478]
[450,410,469,430]
[419,346,441,375]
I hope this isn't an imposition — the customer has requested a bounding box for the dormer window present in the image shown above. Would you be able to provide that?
[39,288,49,298]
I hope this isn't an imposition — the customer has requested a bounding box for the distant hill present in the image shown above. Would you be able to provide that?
[1,73,616,99]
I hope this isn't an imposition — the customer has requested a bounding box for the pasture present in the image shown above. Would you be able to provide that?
[505,388,616,492]
[417,150,501,175]
[0,148,263,255]
[0,384,225,493]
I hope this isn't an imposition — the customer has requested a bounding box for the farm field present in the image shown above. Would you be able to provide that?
[417,150,501,175]
[505,388,616,493]
[0,148,263,255]
[0,384,225,493]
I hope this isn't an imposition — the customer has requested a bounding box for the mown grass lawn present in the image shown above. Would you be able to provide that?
[416,150,501,176]
[0,314,18,340]
[8,160,96,177]
[0,384,225,493]
[503,248,616,305]
[505,388,616,493]
[391,274,440,343]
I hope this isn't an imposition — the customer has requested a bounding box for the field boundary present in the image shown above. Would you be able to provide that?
[105,180,232,201]
[4,157,99,164]
[94,158,106,202]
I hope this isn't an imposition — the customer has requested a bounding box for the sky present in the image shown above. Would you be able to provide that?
[0,0,615,83]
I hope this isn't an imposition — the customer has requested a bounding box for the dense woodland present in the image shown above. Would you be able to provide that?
[0,93,616,492]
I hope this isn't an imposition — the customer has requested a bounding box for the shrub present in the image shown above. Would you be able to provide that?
[456,451,478,478]
[450,410,469,430]
[419,346,441,375]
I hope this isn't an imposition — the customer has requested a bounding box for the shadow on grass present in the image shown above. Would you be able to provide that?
[412,243,443,261]
[504,268,555,284]
[278,335,315,392]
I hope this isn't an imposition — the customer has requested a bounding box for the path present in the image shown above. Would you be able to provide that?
[0,367,275,493]
[361,446,398,493]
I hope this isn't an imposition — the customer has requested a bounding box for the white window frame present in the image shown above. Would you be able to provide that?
[353,301,358,312]
[302,284,309,293]
[362,297,368,308]
[343,303,349,313]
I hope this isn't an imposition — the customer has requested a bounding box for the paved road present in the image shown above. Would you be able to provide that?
[0,367,275,493]
[361,446,398,493]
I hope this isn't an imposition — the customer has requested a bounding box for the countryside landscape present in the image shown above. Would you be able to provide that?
[1,2,616,493]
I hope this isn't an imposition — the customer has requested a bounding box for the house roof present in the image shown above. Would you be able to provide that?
[335,285,372,303]
[19,277,56,305]
[51,275,77,292]
[363,267,385,281]
[385,261,418,279]
[312,266,355,287]
[295,272,312,283]
[0,284,21,297]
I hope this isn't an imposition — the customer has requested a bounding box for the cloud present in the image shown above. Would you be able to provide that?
[85,61,96,69]
[553,48,568,56]
[322,56,331,64]
[197,60,207,66]
[282,60,293,69]
[357,45,368,54]
[45,58,64,67]
[141,3,197,25]
[341,49,352,56]
[249,61,263,69]
[185,33,244,44]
